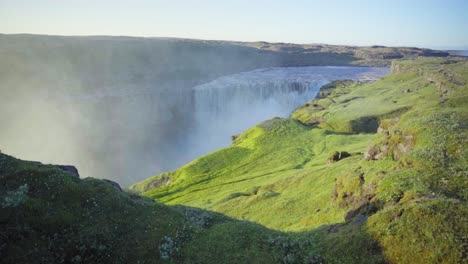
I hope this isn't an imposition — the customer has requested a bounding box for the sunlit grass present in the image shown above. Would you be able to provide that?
[132,57,468,263]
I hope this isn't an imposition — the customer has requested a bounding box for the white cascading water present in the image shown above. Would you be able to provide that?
[188,66,390,159]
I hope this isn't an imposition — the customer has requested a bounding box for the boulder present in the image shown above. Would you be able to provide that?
[374,145,389,160]
[364,145,380,160]
[328,151,351,163]
[55,165,79,178]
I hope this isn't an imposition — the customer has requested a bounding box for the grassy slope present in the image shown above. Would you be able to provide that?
[0,154,181,263]
[1,153,318,264]
[2,57,466,263]
[133,57,468,263]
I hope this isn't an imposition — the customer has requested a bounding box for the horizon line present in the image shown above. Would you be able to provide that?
[2,32,467,51]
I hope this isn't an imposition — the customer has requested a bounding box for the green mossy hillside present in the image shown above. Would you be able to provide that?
[1,153,328,263]
[133,57,468,263]
[0,153,181,263]
[2,57,466,263]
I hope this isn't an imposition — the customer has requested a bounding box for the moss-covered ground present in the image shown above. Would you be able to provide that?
[2,57,467,263]
[132,57,468,263]
[2,153,328,263]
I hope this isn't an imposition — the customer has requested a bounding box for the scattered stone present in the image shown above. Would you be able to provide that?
[398,143,408,153]
[364,145,380,160]
[404,135,414,141]
[327,151,351,163]
[375,145,389,160]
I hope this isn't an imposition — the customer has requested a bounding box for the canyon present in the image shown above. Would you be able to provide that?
[0,34,436,185]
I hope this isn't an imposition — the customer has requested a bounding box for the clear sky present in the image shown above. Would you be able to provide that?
[1,0,467,49]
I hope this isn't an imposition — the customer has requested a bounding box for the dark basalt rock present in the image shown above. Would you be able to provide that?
[103,179,123,192]
[419,49,450,57]
[328,151,351,163]
[55,165,80,178]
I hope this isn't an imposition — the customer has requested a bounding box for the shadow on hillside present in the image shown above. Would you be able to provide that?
[0,152,385,263]
[168,203,386,264]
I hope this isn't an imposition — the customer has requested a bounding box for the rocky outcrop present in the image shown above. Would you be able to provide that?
[364,145,384,161]
[327,151,351,163]
[145,175,171,192]
[365,118,415,161]
[54,165,80,178]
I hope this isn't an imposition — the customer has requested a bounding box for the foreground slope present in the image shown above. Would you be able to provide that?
[133,57,468,263]
[2,153,325,263]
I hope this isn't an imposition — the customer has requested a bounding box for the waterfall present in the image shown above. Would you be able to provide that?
[0,62,388,186]
[188,66,390,158]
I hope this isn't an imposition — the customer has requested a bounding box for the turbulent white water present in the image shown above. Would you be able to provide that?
[187,66,390,159]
